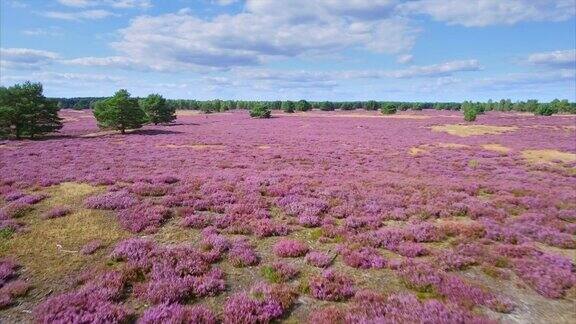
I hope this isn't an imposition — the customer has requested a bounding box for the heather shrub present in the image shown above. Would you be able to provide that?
[261,262,299,283]
[513,252,575,298]
[138,303,216,324]
[273,239,309,258]
[41,206,71,219]
[131,182,170,197]
[341,246,385,269]
[117,203,172,233]
[435,249,477,271]
[395,242,430,258]
[305,251,333,268]
[224,283,291,323]
[253,218,290,237]
[0,280,30,308]
[229,239,260,267]
[81,239,103,255]
[1,201,33,218]
[309,270,355,301]
[180,213,213,229]
[84,190,138,210]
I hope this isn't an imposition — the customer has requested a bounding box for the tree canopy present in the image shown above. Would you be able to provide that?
[0,81,62,139]
[93,89,147,134]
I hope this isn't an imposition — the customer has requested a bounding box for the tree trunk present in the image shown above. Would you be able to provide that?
[121,128,125,134]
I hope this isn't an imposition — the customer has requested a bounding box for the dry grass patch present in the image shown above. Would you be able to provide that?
[409,143,469,155]
[431,124,518,137]
[481,143,511,153]
[521,149,576,165]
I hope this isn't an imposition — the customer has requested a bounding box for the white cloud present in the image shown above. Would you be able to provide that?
[476,69,576,90]
[397,54,414,64]
[0,48,59,70]
[67,3,418,71]
[63,56,144,70]
[400,0,575,27]
[213,0,238,5]
[527,50,576,69]
[43,9,117,21]
[57,0,151,9]
[22,27,63,37]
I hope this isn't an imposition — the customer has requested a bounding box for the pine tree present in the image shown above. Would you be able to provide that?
[141,94,176,125]
[93,89,147,134]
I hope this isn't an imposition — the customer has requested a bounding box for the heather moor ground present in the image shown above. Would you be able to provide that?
[1,109,575,323]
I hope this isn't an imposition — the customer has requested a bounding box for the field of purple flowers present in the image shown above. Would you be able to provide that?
[1,109,575,323]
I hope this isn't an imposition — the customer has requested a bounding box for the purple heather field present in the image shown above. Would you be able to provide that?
[0,109,575,323]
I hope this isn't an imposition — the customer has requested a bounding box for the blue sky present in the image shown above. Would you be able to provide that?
[1,0,575,101]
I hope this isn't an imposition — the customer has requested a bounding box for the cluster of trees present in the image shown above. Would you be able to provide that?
[0,82,62,139]
[54,96,575,115]
[93,90,176,133]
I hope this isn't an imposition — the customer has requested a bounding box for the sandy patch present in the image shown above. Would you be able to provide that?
[481,143,511,153]
[431,124,518,137]
[521,149,576,165]
[409,142,469,155]
[257,145,271,149]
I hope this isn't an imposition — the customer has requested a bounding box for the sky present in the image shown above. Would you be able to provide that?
[0,0,575,101]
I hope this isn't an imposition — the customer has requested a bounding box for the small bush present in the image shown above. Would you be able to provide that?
[380,103,397,115]
[534,104,556,116]
[273,239,309,258]
[462,101,478,122]
[309,270,355,301]
[249,103,271,118]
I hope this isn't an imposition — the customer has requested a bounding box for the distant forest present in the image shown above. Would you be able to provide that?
[52,97,576,114]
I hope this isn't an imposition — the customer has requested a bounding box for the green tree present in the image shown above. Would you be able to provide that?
[534,104,556,116]
[295,100,312,111]
[0,81,62,139]
[93,89,146,134]
[380,102,397,115]
[365,100,379,111]
[141,94,176,125]
[462,101,478,122]
[249,103,271,118]
[319,101,335,111]
[281,101,295,113]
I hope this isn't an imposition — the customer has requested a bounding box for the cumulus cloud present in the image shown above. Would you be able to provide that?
[400,0,575,27]
[397,54,414,64]
[64,3,418,71]
[0,48,59,69]
[43,9,117,21]
[475,69,576,90]
[57,0,151,9]
[527,50,576,69]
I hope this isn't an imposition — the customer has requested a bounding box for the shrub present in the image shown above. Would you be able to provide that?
[309,270,355,301]
[41,206,71,219]
[281,101,295,113]
[138,303,216,324]
[295,99,312,111]
[229,239,260,267]
[84,190,138,210]
[273,239,309,257]
[534,104,557,116]
[261,262,299,283]
[305,251,333,268]
[462,101,478,122]
[253,219,290,237]
[249,103,271,118]
[223,284,290,324]
[80,240,103,255]
[341,246,385,269]
[116,203,172,233]
[380,103,397,115]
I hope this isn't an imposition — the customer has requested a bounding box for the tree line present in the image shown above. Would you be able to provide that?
[1,81,575,139]
[54,97,575,115]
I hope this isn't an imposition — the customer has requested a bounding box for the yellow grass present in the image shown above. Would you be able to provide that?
[431,124,518,137]
[409,142,469,155]
[0,182,128,289]
[481,143,511,153]
[521,149,576,165]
